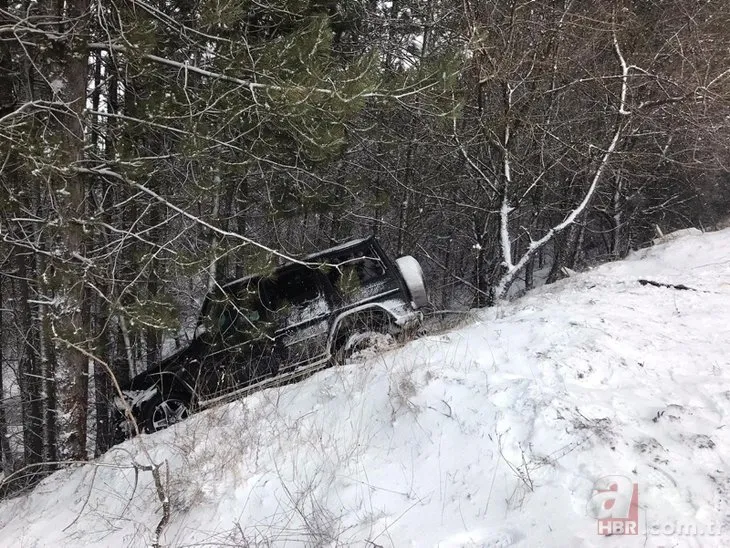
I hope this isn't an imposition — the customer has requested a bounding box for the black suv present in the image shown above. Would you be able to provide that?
[114,237,427,438]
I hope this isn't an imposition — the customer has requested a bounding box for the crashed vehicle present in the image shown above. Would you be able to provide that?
[114,236,427,439]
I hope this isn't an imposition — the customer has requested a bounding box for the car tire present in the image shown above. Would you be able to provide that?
[332,311,396,365]
[334,331,394,364]
[144,392,191,433]
[395,255,428,309]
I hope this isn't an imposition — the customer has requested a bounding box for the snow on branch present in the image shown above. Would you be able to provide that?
[492,25,633,301]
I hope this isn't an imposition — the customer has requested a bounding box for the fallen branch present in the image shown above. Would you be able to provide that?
[638,279,695,291]
[133,460,171,548]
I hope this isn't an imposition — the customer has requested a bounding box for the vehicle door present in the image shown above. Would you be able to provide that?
[195,281,278,402]
[265,267,333,371]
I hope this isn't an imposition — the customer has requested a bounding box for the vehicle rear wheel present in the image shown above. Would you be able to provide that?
[144,393,191,433]
[332,312,396,365]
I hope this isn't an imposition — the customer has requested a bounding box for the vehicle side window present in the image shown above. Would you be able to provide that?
[204,284,268,344]
[266,268,328,327]
[326,249,387,299]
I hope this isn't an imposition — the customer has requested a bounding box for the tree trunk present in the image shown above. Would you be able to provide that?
[40,303,59,464]
[546,234,566,284]
[524,253,534,292]
[440,239,452,308]
[0,271,13,476]
[396,137,417,256]
[53,0,91,461]
[611,172,629,258]
[15,250,44,466]
[93,308,113,456]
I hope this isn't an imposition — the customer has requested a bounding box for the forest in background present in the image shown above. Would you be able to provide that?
[1,0,729,493]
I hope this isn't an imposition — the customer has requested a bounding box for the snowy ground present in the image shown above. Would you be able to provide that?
[1,228,729,547]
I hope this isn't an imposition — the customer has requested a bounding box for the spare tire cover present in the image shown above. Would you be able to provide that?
[395,255,428,309]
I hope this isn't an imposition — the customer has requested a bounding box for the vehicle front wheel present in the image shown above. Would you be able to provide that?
[144,393,191,433]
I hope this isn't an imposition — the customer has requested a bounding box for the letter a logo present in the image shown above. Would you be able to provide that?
[587,475,639,535]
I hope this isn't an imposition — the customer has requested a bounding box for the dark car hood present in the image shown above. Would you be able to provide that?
[126,337,204,390]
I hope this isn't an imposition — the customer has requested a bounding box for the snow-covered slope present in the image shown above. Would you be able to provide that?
[2,229,729,547]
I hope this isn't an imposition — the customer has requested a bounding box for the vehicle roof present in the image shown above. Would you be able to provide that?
[220,236,375,290]
[303,236,370,261]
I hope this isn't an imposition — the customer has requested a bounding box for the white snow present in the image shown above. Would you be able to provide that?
[49,78,66,95]
[653,227,703,246]
[1,228,730,547]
